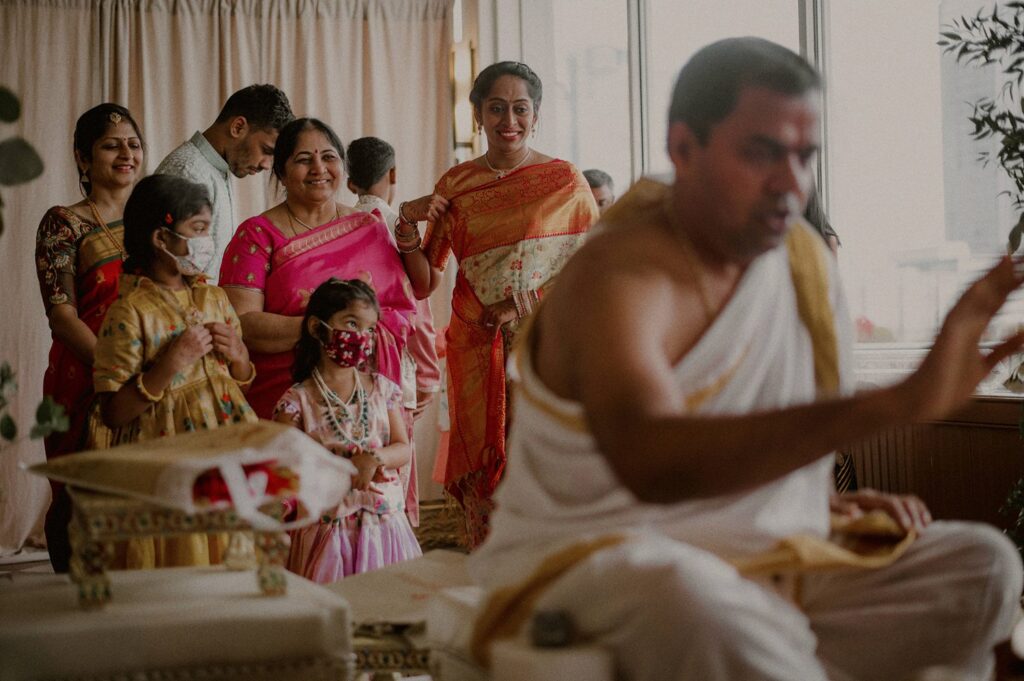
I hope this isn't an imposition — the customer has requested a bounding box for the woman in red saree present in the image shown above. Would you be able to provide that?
[34,103,145,571]
[220,118,418,520]
[400,62,598,547]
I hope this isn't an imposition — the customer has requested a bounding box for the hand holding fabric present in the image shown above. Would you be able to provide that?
[480,298,518,330]
[206,321,248,366]
[165,324,213,372]
[403,193,449,223]
[830,488,932,534]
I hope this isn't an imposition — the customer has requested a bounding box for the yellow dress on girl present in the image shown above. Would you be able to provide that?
[92,273,257,568]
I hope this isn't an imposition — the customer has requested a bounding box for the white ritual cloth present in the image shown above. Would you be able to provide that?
[469,218,1021,679]
[471,226,853,590]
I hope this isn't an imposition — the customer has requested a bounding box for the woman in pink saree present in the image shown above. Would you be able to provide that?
[220,118,419,519]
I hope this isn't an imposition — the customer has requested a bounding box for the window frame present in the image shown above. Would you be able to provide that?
[483,0,1009,391]
[627,0,992,388]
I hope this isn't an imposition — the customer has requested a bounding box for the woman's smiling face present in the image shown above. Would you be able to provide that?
[477,75,538,156]
[282,129,343,205]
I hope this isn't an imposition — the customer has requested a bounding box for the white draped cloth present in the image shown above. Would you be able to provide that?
[469,219,1021,680]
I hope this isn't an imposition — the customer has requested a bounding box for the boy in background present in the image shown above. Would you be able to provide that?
[347,136,440,419]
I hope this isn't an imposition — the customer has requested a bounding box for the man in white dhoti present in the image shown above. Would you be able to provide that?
[467,37,1024,680]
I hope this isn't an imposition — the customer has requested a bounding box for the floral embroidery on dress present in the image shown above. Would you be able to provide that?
[92,274,257,445]
[36,207,84,308]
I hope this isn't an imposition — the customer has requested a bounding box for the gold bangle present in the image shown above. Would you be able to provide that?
[394,220,419,241]
[135,373,165,402]
[234,361,257,388]
[399,201,417,224]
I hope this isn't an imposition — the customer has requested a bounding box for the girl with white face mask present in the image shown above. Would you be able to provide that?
[90,174,257,570]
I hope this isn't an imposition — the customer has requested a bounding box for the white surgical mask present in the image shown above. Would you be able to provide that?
[163,228,216,275]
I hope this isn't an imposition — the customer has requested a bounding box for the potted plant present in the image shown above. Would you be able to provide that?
[940,2,1024,556]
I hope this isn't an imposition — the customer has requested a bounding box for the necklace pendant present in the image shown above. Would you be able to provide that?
[185,308,205,327]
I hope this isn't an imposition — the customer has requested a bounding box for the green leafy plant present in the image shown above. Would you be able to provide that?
[0,361,69,446]
[940,3,1024,559]
[939,2,1024,251]
[1002,464,1024,550]
[0,86,44,237]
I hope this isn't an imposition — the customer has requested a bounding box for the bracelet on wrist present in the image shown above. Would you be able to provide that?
[512,290,537,319]
[233,361,257,388]
[512,291,525,318]
[394,222,420,242]
[398,241,422,254]
[398,201,417,225]
[136,373,165,402]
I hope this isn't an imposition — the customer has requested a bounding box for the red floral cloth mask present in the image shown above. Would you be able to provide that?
[319,321,374,369]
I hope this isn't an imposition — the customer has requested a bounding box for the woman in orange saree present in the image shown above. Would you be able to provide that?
[399,62,598,547]
[34,103,145,571]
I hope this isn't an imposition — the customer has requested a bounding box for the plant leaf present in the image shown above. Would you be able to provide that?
[0,413,16,442]
[0,87,19,123]
[1010,213,1024,254]
[0,137,43,186]
[29,396,68,439]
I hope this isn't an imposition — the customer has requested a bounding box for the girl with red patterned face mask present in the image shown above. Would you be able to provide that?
[272,278,421,582]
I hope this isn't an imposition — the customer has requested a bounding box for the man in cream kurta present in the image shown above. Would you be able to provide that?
[469,38,1024,680]
[156,84,293,282]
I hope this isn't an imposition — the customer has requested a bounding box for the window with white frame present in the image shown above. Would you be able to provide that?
[825,0,1021,390]
[505,0,1021,391]
[645,0,802,176]
[520,0,632,194]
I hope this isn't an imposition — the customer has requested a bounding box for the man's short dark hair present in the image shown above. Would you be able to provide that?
[583,168,613,191]
[215,84,294,131]
[346,137,396,191]
[670,37,820,143]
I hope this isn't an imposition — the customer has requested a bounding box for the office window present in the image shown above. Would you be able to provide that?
[826,0,1021,389]
[522,0,632,193]
[645,0,802,175]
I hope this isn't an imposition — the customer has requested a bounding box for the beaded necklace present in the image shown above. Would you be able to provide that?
[312,367,371,452]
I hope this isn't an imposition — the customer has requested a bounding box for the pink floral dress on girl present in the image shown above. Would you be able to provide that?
[273,373,422,583]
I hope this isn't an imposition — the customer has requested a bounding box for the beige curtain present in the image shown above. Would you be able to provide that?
[0,0,453,555]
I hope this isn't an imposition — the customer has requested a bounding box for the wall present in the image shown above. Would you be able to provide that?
[849,397,1024,529]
